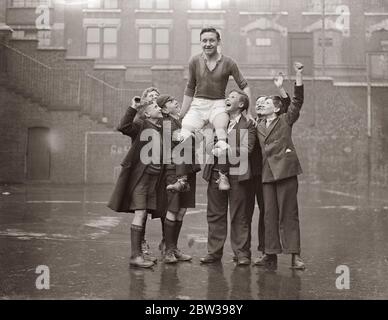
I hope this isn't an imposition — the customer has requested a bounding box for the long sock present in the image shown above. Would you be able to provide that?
[160,216,166,242]
[164,218,176,251]
[131,225,144,258]
[141,217,147,242]
[174,220,183,249]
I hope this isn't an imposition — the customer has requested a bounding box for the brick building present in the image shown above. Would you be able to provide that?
[2,0,388,78]
[0,0,388,185]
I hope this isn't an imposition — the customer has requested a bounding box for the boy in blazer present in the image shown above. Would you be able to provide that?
[255,62,305,270]
[201,90,256,266]
[107,98,165,268]
[253,74,292,265]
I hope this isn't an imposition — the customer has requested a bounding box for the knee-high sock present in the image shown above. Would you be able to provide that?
[141,217,147,242]
[164,219,176,251]
[174,220,183,249]
[131,225,144,258]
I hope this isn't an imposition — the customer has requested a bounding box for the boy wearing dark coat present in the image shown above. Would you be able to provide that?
[255,62,305,270]
[156,95,199,264]
[252,74,291,265]
[107,98,165,268]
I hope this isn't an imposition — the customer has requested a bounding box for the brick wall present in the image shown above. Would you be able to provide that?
[1,37,387,186]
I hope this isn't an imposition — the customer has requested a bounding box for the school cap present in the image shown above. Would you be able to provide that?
[156,95,175,108]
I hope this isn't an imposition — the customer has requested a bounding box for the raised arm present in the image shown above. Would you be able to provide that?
[274,72,291,113]
[117,97,142,139]
[286,62,304,126]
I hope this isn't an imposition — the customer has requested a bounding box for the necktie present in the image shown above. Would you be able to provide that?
[228,120,236,133]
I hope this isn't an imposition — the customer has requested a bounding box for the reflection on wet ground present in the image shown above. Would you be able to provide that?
[0,183,388,299]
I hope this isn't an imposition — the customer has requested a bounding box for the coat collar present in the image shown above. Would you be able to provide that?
[257,117,280,141]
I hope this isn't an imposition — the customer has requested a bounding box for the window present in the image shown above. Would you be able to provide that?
[87,0,118,9]
[138,28,169,60]
[315,31,341,65]
[86,27,118,59]
[246,30,282,64]
[305,0,343,12]
[139,0,169,9]
[364,0,388,12]
[12,30,25,39]
[191,0,222,10]
[37,30,51,47]
[244,0,280,11]
[10,0,50,7]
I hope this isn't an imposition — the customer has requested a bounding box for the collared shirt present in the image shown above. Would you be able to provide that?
[265,115,278,128]
[184,53,248,100]
[227,114,242,133]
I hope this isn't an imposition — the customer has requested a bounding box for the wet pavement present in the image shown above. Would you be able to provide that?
[0,182,388,300]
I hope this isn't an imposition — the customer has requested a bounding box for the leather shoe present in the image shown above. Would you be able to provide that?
[237,257,251,266]
[164,250,178,264]
[129,256,154,268]
[254,254,277,269]
[174,249,192,262]
[200,255,221,264]
[291,254,305,270]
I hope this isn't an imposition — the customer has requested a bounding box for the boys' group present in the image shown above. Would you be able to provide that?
[108,27,306,271]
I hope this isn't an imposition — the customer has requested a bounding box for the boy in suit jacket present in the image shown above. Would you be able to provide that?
[255,62,305,270]
[201,90,256,265]
[253,74,291,265]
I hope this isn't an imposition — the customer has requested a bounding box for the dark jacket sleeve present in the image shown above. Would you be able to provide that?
[117,106,142,139]
[280,92,291,114]
[286,84,304,126]
[230,121,257,156]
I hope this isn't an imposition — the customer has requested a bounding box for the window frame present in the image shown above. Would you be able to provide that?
[86,26,118,60]
[138,27,170,61]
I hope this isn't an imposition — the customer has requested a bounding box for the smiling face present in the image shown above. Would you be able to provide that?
[200,32,219,57]
[255,96,266,115]
[144,101,163,119]
[145,90,160,102]
[225,91,242,114]
[256,97,280,117]
[163,99,180,117]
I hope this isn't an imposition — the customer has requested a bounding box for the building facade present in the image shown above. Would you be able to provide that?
[1,0,388,185]
[2,0,388,80]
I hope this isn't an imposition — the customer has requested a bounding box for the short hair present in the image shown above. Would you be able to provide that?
[256,95,266,101]
[137,100,154,120]
[230,89,249,112]
[200,27,221,41]
[141,87,160,100]
[266,95,284,115]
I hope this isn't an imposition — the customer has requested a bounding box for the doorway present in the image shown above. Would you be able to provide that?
[26,127,50,180]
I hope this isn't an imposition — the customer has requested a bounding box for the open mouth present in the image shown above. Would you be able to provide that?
[225,101,232,107]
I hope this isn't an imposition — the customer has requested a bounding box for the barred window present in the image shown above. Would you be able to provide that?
[10,0,50,7]
[87,0,118,9]
[138,28,170,60]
